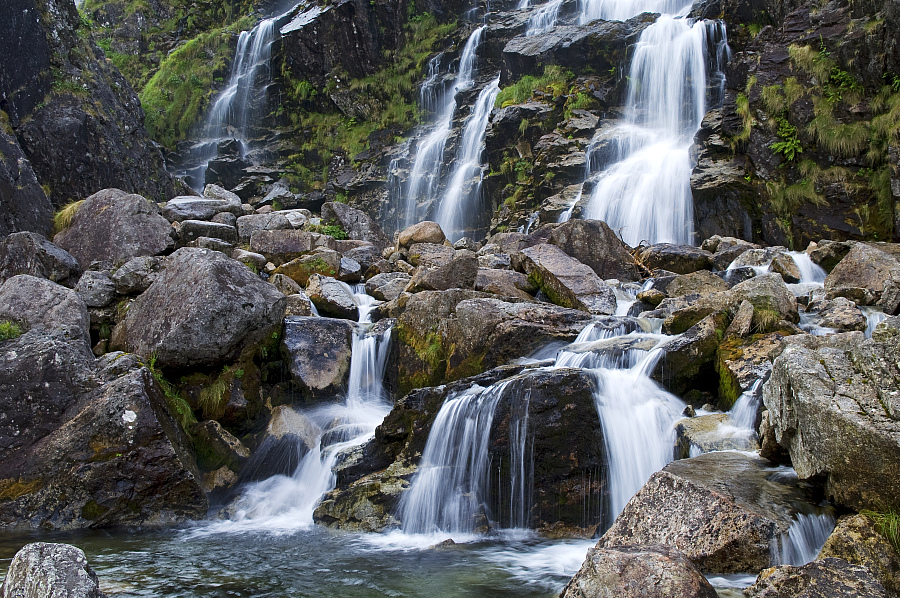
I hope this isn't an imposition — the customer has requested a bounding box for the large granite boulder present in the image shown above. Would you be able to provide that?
[0,232,79,285]
[109,255,166,295]
[763,338,900,511]
[744,557,888,598]
[236,212,292,244]
[0,275,90,345]
[519,243,617,315]
[0,130,53,238]
[636,243,713,275]
[281,316,355,402]
[306,274,358,320]
[597,452,822,573]
[0,542,105,598]
[162,195,242,223]
[398,221,445,247]
[825,243,900,312]
[548,218,640,282]
[560,545,718,598]
[406,250,478,292]
[0,329,207,529]
[111,248,285,369]
[321,202,390,250]
[53,189,174,269]
[818,514,900,597]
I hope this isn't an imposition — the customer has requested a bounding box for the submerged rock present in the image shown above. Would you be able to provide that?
[0,542,106,598]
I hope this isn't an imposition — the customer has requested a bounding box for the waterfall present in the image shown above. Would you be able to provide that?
[771,512,836,566]
[525,0,563,35]
[402,27,485,229]
[788,252,827,284]
[221,287,392,530]
[579,0,692,23]
[434,77,501,239]
[575,16,725,246]
[186,17,278,190]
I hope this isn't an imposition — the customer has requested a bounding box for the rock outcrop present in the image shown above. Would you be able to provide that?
[0,130,53,238]
[0,542,106,598]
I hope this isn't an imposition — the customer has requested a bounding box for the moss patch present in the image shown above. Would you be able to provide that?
[0,478,42,501]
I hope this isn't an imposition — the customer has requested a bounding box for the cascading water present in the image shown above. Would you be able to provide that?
[771,512,836,566]
[401,27,485,229]
[524,0,563,35]
[574,16,726,246]
[216,287,392,531]
[433,77,501,239]
[579,0,692,23]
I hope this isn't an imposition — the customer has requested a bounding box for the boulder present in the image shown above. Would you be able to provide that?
[0,335,207,529]
[0,130,53,238]
[655,313,726,397]
[268,273,304,296]
[818,514,900,597]
[281,316,354,401]
[306,274,358,320]
[111,248,285,369]
[109,256,166,295]
[191,420,250,473]
[548,219,640,281]
[475,268,535,300]
[560,545,718,598]
[231,249,267,271]
[666,270,730,297]
[673,413,758,458]
[238,406,322,482]
[321,202,390,250]
[236,213,292,244]
[814,297,868,332]
[763,339,900,511]
[809,240,854,272]
[597,452,821,573]
[744,557,888,598]
[344,244,380,274]
[406,250,478,293]
[702,236,759,270]
[730,273,799,323]
[274,251,341,286]
[398,221,446,247]
[0,232,79,286]
[249,229,333,264]
[637,243,713,275]
[73,271,116,309]
[0,542,105,598]
[162,195,241,222]
[337,257,362,283]
[365,272,411,302]
[0,275,90,345]
[212,212,237,227]
[825,243,900,307]
[770,253,802,283]
[54,189,174,269]
[406,242,455,267]
[520,243,616,315]
[177,220,238,246]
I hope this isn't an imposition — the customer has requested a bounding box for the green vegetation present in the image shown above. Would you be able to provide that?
[495,65,572,108]
[0,320,23,341]
[770,115,803,162]
[862,508,900,554]
[53,199,85,234]
[146,354,196,431]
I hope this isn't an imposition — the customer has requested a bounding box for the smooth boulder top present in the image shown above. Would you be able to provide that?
[398,221,446,248]
[0,274,90,345]
[0,542,106,598]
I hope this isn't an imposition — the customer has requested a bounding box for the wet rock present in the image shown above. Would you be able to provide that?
[667,270,730,297]
[598,452,818,573]
[475,268,535,300]
[285,292,316,317]
[770,253,802,284]
[560,545,718,598]
[191,420,250,473]
[0,130,53,238]
[398,221,445,247]
[162,195,242,223]
[236,213,292,244]
[825,243,900,308]
[673,413,759,458]
[637,243,713,275]
[321,202,390,250]
[281,316,354,401]
[763,338,900,511]
[637,288,666,307]
[703,236,760,271]
[0,542,106,598]
[274,251,341,286]
[74,271,116,308]
[406,250,478,293]
[54,189,174,269]
[744,557,888,598]
[178,220,238,246]
[0,341,207,529]
[655,313,726,397]
[306,274,358,320]
[809,240,854,273]
[730,273,799,323]
[818,514,900,597]
[0,232,80,285]
[0,274,90,345]
[548,219,640,282]
[344,245,380,275]
[520,243,616,315]
[109,256,166,295]
[111,248,285,369]
[338,257,362,283]
[716,333,788,408]
[365,272,411,302]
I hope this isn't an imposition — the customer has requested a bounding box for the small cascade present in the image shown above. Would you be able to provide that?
[525,0,563,35]
[575,16,727,246]
[434,76,501,239]
[401,27,485,229]
[771,512,836,566]
[728,379,762,431]
[862,306,888,338]
[579,0,692,23]
[788,251,827,285]
[185,17,278,189]
[221,287,392,530]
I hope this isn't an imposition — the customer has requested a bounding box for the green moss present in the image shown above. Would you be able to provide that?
[0,320,23,341]
[81,499,109,520]
[146,353,197,431]
[0,478,42,501]
[495,65,573,108]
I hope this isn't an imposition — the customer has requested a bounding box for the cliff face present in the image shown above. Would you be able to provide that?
[0,0,177,207]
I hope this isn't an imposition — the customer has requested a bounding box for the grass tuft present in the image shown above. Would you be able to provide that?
[0,320,23,341]
[53,200,85,234]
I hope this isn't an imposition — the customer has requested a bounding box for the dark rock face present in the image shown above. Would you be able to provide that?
[321,202,391,251]
[0,130,53,238]
[0,328,207,530]
[53,189,175,269]
[111,247,286,369]
[744,557,888,598]
[281,316,355,402]
[0,232,79,285]
[548,218,640,281]
[520,243,617,314]
[560,545,719,598]
[0,0,175,207]
[0,542,106,598]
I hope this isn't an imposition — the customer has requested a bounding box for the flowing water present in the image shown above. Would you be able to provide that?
[771,512,836,566]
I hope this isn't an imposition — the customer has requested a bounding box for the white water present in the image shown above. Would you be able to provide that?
[525,0,564,35]
[402,27,485,229]
[728,379,762,431]
[204,288,392,533]
[576,16,725,247]
[771,512,836,566]
[788,251,827,284]
[580,0,692,23]
[434,77,501,239]
[862,306,888,338]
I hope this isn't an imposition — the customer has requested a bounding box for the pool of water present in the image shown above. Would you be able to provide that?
[0,525,596,597]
